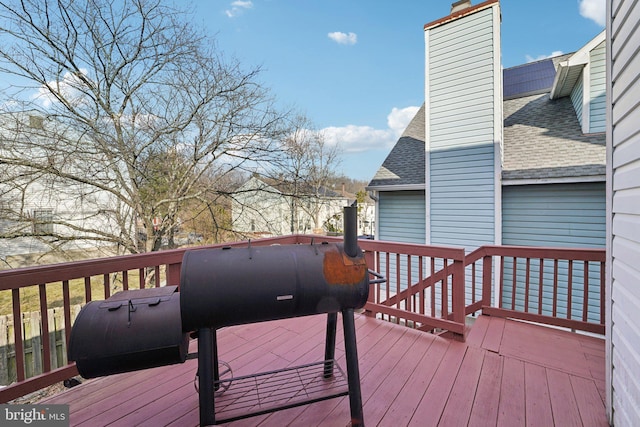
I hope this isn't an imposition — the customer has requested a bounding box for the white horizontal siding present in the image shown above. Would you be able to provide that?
[610,0,640,420]
[590,41,607,133]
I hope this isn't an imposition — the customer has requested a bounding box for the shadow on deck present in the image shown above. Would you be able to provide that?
[40,312,607,426]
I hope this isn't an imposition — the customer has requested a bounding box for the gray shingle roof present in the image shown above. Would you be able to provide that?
[502,93,605,180]
[367,58,605,188]
[367,104,425,188]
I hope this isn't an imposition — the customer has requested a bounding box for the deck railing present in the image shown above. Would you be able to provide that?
[0,236,605,403]
[465,245,606,335]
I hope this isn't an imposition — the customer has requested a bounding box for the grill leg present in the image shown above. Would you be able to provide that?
[342,308,364,427]
[198,327,216,426]
[324,312,338,378]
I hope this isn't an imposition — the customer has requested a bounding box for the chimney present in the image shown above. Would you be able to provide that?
[451,0,472,14]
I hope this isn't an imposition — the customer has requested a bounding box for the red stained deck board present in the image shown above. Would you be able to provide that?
[570,375,609,427]
[524,363,554,427]
[306,326,420,426]
[547,369,583,427]
[482,316,505,353]
[497,357,525,427]
[359,331,437,425]
[499,321,593,378]
[378,337,450,426]
[465,314,491,347]
[36,313,606,427]
[439,346,485,426]
[468,350,502,426]
[408,340,468,427]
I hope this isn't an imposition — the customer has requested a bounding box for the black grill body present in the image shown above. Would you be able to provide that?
[67,204,368,426]
[68,286,188,379]
[180,242,368,331]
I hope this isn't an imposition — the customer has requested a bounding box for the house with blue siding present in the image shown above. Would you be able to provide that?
[367,0,606,253]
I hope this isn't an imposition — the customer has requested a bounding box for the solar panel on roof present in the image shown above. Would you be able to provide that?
[503,59,556,98]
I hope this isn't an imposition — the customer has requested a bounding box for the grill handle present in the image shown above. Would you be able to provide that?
[367,269,386,284]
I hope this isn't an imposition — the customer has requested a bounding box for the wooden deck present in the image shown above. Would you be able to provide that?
[40,313,608,426]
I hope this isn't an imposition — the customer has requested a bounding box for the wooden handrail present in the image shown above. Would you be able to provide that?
[0,237,605,403]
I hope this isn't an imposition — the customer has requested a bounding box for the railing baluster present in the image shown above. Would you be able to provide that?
[139,268,145,289]
[430,257,436,317]
[525,258,531,313]
[499,256,504,308]
[553,259,559,317]
[122,270,129,291]
[12,288,25,382]
[442,259,449,318]
[63,280,72,349]
[567,260,573,320]
[583,260,588,322]
[103,273,110,299]
[600,261,605,324]
[84,276,92,303]
[472,262,476,305]
[482,254,492,307]
[538,258,544,315]
[512,257,517,310]
[38,284,51,373]
[406,255,412,314]
[154,266,161,287]
[419,256,425,315]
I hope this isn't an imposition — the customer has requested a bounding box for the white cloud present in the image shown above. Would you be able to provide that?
[579,0,606,26]
[525,50,564,63]
[328,32,358,45]
[225,0,253,18]
[322,105,419,153]
[31,68,90,108]
[387,106,420,133]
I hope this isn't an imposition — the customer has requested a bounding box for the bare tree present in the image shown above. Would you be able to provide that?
[0,0,287,256]
[269,114,342,233]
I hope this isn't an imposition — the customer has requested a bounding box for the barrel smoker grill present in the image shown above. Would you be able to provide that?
[69,205,379,426]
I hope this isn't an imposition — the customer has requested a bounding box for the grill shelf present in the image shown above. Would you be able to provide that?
[212,359,349,424]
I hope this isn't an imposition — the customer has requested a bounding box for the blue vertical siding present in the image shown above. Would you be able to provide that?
[502,183,605,248]
[378,191,425,244]
[589,41,606,133]
[427,6,497,250]
[501,183,605,321]
[570,71,584,127]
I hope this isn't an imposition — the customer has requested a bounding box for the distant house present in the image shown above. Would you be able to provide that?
[0,112,125,267]
[367,0,606,252]
[232,175,373,237]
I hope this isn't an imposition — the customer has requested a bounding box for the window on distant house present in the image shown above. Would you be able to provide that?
[33,209,54,234]
[29,115,44,129]
[250,219,255,232]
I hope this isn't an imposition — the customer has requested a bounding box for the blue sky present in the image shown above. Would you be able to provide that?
[193,0,606,181]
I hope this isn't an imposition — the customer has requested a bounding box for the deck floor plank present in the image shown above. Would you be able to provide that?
[468,350,502,426]
[524,363,554,427]
[439,346,485,426]
[378,335,449,426]
[546,369,583,427]
[408,339,467,427]
[497,357,526,427]
[38,314,605,427]
[570,375,609,427]
[482,316,505,353]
